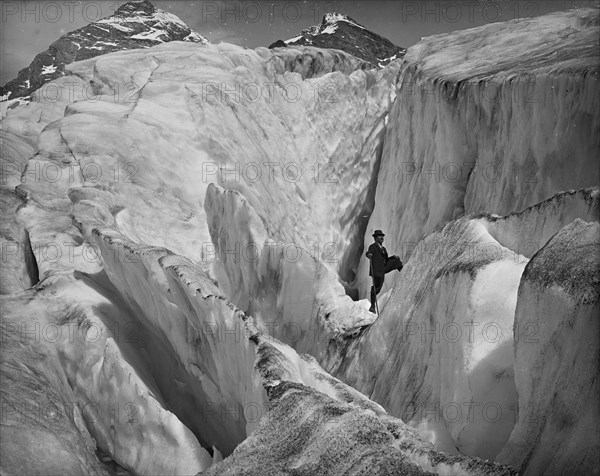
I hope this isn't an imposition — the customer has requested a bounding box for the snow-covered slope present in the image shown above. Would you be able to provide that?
[0,0,207,105]
[1,41,396,289]
[270,12,405,67]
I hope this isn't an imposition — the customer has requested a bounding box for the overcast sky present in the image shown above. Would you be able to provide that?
[1,0,597,85]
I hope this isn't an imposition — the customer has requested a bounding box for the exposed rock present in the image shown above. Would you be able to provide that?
[0,0,207,103]
[269,12,405,68]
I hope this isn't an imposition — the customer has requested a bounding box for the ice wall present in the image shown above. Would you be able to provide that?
[1,269,214,475]
[484,188,600,258]
[333,188,599,463]
[1,38,399,375]
[49,43,395,271]
[0,40,401,475]
[1,42,398,289]
[343,10,599,466]
[204,183,375,365]
[496,219,600,475]
[360,7,600,297]
[1,293,110,476]
[1,128,37,292]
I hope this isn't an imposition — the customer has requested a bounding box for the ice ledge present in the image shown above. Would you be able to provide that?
[404,7,599,82]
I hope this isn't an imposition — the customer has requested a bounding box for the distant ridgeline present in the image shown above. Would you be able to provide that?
[1,3,404,105]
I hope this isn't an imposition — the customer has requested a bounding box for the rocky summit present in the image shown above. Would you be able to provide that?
[0,0,207,103]
[269,12,405,67]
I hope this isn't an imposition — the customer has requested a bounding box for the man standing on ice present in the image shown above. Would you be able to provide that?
[366,230,403,313]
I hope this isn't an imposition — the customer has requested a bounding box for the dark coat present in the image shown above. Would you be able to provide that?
[366,242,388,277]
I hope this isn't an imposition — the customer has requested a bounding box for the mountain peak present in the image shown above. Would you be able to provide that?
[321,12,365,30]
[269,12,405,68]
[115,0,156,15]
[1,0,208,101]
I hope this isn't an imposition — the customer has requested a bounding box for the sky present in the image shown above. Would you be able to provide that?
[1,0,598,85]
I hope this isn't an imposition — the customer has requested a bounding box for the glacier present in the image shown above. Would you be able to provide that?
[1,6,599,476]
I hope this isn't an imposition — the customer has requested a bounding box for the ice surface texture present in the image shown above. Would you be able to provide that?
[1,6,598,476]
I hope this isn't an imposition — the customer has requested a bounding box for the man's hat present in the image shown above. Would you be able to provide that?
[372,230,385,237]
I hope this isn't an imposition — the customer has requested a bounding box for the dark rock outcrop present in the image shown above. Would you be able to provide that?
[269,12,405,67]
[0,0,207,101]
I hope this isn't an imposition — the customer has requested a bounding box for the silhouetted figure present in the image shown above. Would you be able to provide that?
[365,230,403,313]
